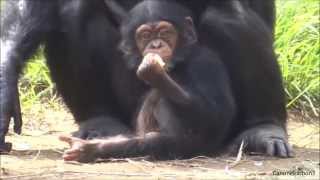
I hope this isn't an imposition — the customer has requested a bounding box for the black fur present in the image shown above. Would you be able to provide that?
[86,1,235,160]
[0,0,292,157]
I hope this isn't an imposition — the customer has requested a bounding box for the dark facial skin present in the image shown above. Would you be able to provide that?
[135,21,178,63]
[135,21,190,101]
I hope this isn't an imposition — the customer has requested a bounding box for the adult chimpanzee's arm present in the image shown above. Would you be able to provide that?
[200,1,292,157]
[0,0,56,151]
[247,0,276,31]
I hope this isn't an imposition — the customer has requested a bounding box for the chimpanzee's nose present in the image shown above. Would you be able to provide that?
[151,40,162,49]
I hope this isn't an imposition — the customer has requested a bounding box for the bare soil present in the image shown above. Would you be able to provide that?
[1,103,319,179]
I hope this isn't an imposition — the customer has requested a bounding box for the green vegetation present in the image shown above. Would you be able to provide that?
[19,48,57,110]
[275,0,319,115]
[18,0,319,116]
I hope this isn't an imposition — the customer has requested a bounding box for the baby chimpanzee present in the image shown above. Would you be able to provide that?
[60,0,236,162]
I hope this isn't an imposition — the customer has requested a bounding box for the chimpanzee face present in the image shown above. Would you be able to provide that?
[135,21,178,63]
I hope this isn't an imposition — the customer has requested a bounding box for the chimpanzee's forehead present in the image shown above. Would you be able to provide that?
[136,21,175,32]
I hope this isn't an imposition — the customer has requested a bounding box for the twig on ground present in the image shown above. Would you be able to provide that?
[31,149,41,161]
[225,140,245,171]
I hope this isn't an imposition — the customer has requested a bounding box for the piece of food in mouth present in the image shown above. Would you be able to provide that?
[143,53,166,67]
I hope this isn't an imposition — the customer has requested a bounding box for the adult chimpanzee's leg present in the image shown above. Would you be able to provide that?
[45,0,133,139]
[0,0,57,151]
[199,1,293,157]
[0,0,135,150]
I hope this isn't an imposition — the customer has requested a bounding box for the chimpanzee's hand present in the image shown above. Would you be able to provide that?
[0,85,22,152]
[137,53,166,84]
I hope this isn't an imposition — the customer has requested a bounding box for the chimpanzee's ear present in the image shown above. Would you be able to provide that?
[183,16,198,45]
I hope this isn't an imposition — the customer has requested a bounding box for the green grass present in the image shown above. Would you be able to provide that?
[19,48,57,109]
[19,0,320,116]
[275,0,319,115]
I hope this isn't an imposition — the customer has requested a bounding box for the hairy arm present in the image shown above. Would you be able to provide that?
[0,0,56,151]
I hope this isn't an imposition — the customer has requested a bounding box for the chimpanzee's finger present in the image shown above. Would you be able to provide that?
[13,88,22,134]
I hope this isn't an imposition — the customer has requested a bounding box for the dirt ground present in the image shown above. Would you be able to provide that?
[0,103,319,179]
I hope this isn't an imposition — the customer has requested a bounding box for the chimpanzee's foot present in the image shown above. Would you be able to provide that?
[59,135,99,163]
[229,124,294,158]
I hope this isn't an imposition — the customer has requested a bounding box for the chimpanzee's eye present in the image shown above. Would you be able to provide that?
[141,31,152,40]
[159,30,171,39]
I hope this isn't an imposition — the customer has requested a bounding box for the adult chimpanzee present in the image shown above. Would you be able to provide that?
[0,0,292,157]
[59,0,236,162]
